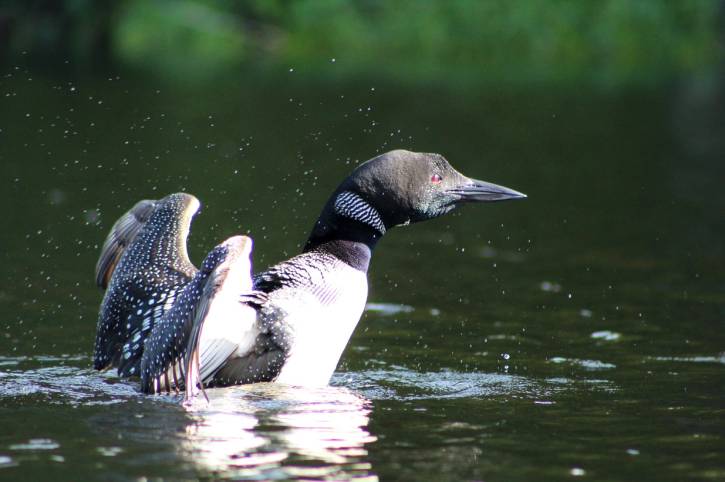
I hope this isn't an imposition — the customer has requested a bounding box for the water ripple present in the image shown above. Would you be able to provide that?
[333,366,593,401]
[0,356,138,406]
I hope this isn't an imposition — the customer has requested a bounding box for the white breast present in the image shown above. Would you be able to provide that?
[273,265,368,386]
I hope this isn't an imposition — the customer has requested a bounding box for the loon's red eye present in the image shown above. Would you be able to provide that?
[431,174,443,184]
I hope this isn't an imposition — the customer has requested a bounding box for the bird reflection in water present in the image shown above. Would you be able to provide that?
[178,383,378,480]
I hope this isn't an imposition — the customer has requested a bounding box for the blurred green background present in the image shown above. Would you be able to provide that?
[0,0,722,87]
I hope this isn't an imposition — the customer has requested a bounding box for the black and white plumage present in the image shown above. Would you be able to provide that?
[333,191,386,234]
[139,236,259,396]
[93,150,526,395]
[93,193,199,376]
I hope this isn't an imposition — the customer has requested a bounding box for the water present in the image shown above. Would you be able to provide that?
[1,70,724,481]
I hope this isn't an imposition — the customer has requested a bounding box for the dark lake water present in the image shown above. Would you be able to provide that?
[1,69,724,481]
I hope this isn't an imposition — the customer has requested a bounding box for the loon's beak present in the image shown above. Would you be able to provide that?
[448,178,527,203]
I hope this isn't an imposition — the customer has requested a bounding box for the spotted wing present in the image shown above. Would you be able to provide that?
[140,237,259,397]
[115,283,185,377]
[95,199,157,290]
[140,269,209,394]
[93,193,200,373]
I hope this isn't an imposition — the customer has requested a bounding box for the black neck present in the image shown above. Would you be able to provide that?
[303,215,383,272]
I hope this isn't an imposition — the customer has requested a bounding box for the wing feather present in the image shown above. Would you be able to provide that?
[95,199,157,289]
[182,266,258,400]
[94,193,200,372]
[140,270,210,394]
[141,235,258,398]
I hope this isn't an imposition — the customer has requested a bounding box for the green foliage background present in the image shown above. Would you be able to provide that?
[0,0,722,86]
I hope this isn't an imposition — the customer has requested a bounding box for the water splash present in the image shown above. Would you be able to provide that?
[0,355,138,406]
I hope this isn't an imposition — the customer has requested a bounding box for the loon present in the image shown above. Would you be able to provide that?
[93,149,526,394]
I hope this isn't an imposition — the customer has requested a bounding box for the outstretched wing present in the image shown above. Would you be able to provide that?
[93,193,200,373]
[95,199,157,290]
[140,236,261,399]
[182,237,287,399]
[139,266,210,394]
[184,290,274,401]
[182,279,231,399]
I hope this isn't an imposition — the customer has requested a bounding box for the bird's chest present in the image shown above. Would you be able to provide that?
[269,265,368,386]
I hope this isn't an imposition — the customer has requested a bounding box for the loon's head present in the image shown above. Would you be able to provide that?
[306,149,526,249]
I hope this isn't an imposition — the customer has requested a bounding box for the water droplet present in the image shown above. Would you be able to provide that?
[591,330,621,341]
[97,446,123,457]
[539,281,562,293]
